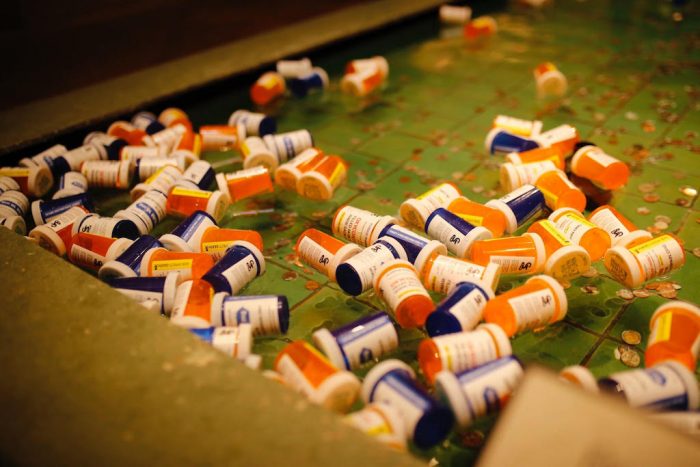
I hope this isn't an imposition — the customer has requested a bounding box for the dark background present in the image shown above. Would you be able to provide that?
[0,0,375,110]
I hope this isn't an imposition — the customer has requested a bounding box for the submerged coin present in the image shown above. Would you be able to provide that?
[621,330,642,345]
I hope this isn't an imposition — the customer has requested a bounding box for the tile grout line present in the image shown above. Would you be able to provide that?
[579,301,634,366]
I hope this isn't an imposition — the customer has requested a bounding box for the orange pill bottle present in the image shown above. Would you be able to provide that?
[169,279,214,327]
[571,145,629,190]
[548,208,611,261]
[526,220,591,280]
[506,146,564,169]
[535,170,586,212]
[587,205,652,248]
[275,148,325,191]
[295,228,362,280]
[374,259,435,328]
[297,155,348,200]
[447,196,507,238]
[200,227,264,260]
[250,71,286,106]
[215,166,274,203]
[166,187,228,221]
[140,248,214,281]
[483,275,568,337]
[470,234,546,275]
[646,301,700,371]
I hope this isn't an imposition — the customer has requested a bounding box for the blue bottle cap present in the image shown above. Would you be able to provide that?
[485,128,540,155]
[278,295,290,334]
[258,116,276,136]
[202,241,265,294]
[31,193,94,226]
[335,262,363,296]
[99,235,162,279]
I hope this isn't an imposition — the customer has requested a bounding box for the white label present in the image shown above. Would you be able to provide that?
[45,207,87,233]
[337,317,398,369]
[70,243,108,270]
[345,407,393,436]
[458,357,523,420]
[183,161,213,185]
[269,130,312,161]
[149,127,183,152]
[494,116,536,137]
[553,213,594,244]
[64,145,102,171]
[218,296,281,335]
[297,236,334,276]
[536,124,576,145]
[434,329,500,373]
[121,146,161,161]
[276,354,318,395]
[211,326,246,358]
[448,289,488,331]
[114,288,163,310]
[425,255,487,294]
[589,208,630,242]
[586,148,618,168]
[631,236,685,279]
[490,255,536,274]
[377,265,428,312]
[76,216,120,237]
[60,172,88,192]
[333,206,383,246]
[372,375,427,435]
[417,183,461,211]
[138,158,178,180]
[221,253,259,294]
[516,161,557,186]
[170,281,193,321]
[508,288,557,333]
[426,213,471,257]
[82,161,125,188]
[499,184,535,204]
[343,243,397,292]
[610,364,689,409]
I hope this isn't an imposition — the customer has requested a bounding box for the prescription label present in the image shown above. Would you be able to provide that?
[508,288,557,334]
[608,364,689,410]
[171,187,212,199]
[435,330,499,373]
[490,255,536,274]
[553,213,595,244]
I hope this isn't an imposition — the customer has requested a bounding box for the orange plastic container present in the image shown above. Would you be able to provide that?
[297,155,348,200]
[340,67,385,97]
[69,232,133,271]
[447,196,507,238]
[571,145,629,190]
[464,16,497,38]
[107,121,149,146]
[483,275,567,337]
[199,125,240,152]
[604,234,686,288]
[250,71,286,106]
[588,205,652,248]
[140,248,214,281]
[400,182,462,229]
[535,170,586,212]
[526,220,591,280]
[533,124,579,156]
[374,260,435,328]
[158,108,193,131]
[470,234,546,275]
[421,253,501,294]
[646,301,700,371]
[274,341,360,412]
[506,146,564,170]
[216,166,274,203]
[548,208,611,261]
[169,279,214,328]
[275,148,325,191]
[493,115,542,138]
[533,62,567,98]
[295,228,362,280]
[166,187,228,221]
[200,226,264,260]
[417,323,511,384]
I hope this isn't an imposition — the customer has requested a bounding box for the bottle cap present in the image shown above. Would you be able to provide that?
[604,245,643,288]
[312,328,347,370]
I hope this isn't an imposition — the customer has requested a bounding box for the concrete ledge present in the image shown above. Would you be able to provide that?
[0,0,444,156]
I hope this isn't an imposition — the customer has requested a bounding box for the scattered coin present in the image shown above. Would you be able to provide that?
[305,280,321,291]
[644,282,660,290]
[642,120,657,132]
[282,271,298,281]
[638,183,656,193]
[633,289,651,298]
[582,267,599,278]
[616,289,635,300]
[658,288,678,299]
[621,348,641,368]
[621,330,642,345]
[356,181,376,191]
[643,193,660,203]
[654,215,672,224]
[399,176,412,184]
[636,206,651,215]
[472,185,485,194]
[675,198,690,207]
[653,220,669,230]
[581,285,599,295]
[688,246,699,258]
[625,111,639,121]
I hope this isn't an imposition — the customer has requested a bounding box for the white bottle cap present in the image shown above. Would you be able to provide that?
[312,328,347,370]
[615,230,653,248]
[548,206,582,222]
[482,262,502,293]
[434,370,471,427]
[484,199,517,234]
[559,365,599,394]
[543,244,591,280]
[477,323,512,357]
[604,245,643,289]
[328,242,363,282]
[215,173,232,204]
[523,232,547,273]
[159,233,193,253]
[414,240,448,275]
[399,198,433,229]
[98,258,139,280]
[106,237,135,262]
[310,370,361,413]
[368,216,399,245]
[244,353,263,370]
[297,170,336,201]
[206,190,229,222]
[361,359,415,404]
[499,163,522,193]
